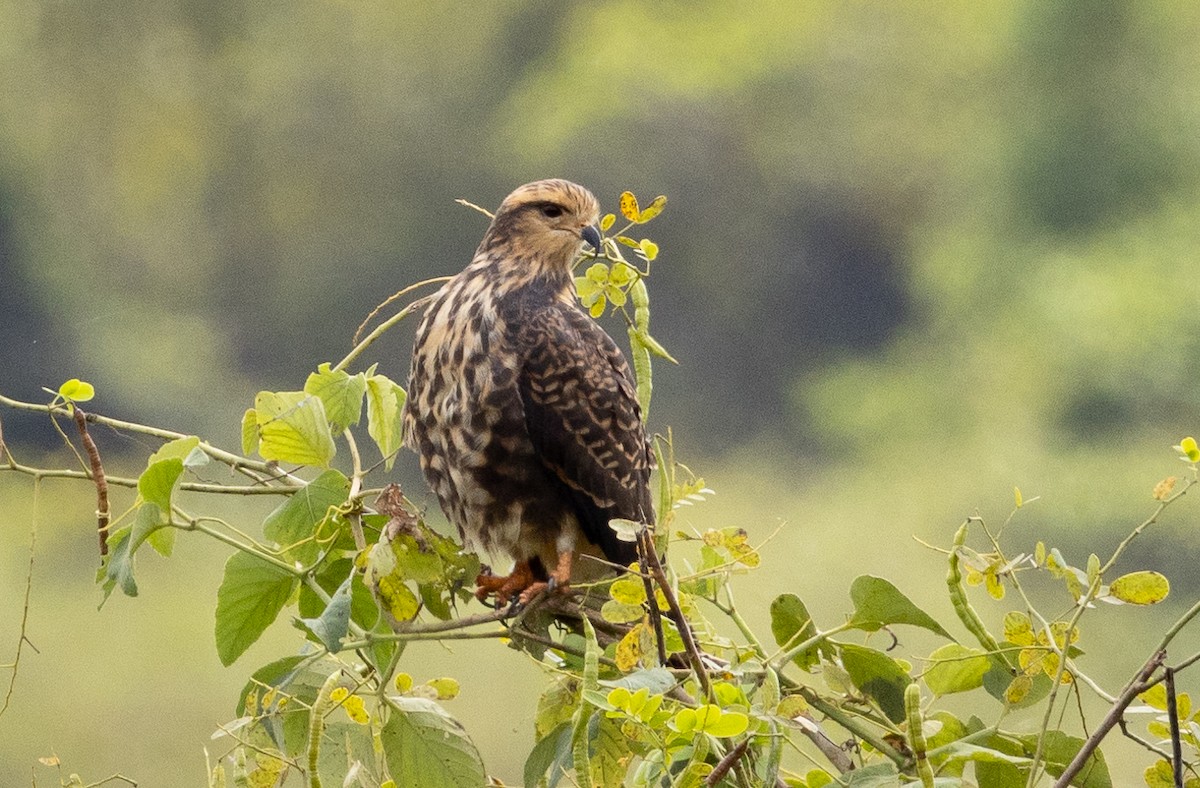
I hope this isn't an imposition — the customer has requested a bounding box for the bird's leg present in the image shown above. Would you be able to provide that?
[474,560,537,607]
[518,549,575,605]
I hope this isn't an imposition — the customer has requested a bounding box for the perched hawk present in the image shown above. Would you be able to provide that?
[403,179,654,605]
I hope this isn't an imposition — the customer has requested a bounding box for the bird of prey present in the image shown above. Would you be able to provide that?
[403,179,654,606]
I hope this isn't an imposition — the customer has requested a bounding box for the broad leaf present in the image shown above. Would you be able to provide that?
[366,373,406,470]
[842,761,900,786]
[254,390,336,467]
[1108,571,1169,605]
[298,574,352,652]
[305,363,367,430]
[524,722,572,788]
[848,575,952,638]
[1016,731,1111,788]
[840,643,911,723]
[215,551,299,666]
[262,469,349,564]
[924,644,991,696]
[770,593,823,670]
[100,502,172,599]
[381,697,486,788]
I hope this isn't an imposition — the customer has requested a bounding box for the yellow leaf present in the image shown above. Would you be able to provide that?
[330,687,349,703]
[610,574,647,606]
[599,213,616,232]
[342,694,370,724]
[394,672,413,693]
[1145,759,1174,788]
[1110,571,1170,605]
[638,239,659,261]
[1140,683,1169,711]
[985,569,1005,600]
[1003,611,1034,646]
[426,677,460,700]
[615,622,644,672]
[1014,486,1023,508]
[58,378,95,403]
[619,191,640,222]
[589,296,607,318]
[637,195,667,223]
[776,694,809,719]
[1005,675,1032,704]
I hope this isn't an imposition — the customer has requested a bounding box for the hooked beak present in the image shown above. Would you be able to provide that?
[580,224,602,253]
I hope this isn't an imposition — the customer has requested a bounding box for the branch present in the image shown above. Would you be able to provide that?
[706,737,750,787]
[341,281,446,370]
[640,525,714,703]
[72,406,110,557]
[1053,650,1165,788]
[0,488,38,718]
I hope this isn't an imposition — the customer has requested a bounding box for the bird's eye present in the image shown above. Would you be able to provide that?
[539,204,564,219]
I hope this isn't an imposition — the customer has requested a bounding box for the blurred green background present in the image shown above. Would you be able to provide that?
[3,1,1200,784]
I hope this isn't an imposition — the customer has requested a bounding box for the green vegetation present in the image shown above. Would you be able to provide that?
[6,198,1200,786]
[4,2,1200,785]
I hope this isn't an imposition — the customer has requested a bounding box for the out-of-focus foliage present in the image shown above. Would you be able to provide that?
[4,1,1197,452]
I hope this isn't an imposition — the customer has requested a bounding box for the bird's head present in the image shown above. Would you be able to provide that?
[480,179,602,277]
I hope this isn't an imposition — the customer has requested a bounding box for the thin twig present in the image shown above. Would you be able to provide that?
[706,737,750,787]
[1053,650,1165,787]
[1,478,39,718]
[343,285,444,367]
[639,526,714,703]
[637,528,669,665]
[72,407,110,557]
[1168,668,1184,788]
[0,392,300,485]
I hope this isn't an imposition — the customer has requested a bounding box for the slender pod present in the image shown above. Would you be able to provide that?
[948,522,1012,669]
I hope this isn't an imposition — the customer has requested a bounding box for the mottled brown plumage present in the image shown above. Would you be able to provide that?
[403,179,654,604]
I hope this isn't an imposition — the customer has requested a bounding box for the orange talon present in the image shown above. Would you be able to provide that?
[474,560,537,606]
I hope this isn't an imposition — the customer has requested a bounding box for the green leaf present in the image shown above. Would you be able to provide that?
[839,643,911,723]
[598,667,675,695]
[535,677,579,740]
[137,435,202,546]
[848,575,952,638]
[241,408,259,456]
[704,710,749,737]
[924,644,991,696]
[262,469,350,564]
[841,761,900,786]
[254,390,336,467]
[381,697,487,788]
[305,363,367,431]
[601,599,645,623]
[1017,731,1111,788]
[524,722,572,788]
[215,551,299,666]
[58,377,95,402]
[236,654,309,716]
[299,574,352,652]
[366,374,406,471]
[1108,571,1170,605]
[101,502,177,598]
[590,714,630,788]
[937,741,1032,767]
[770,593,822,671]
